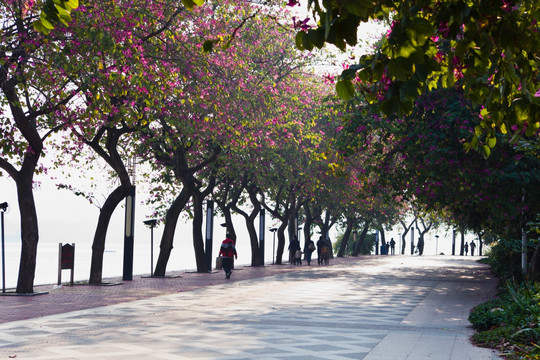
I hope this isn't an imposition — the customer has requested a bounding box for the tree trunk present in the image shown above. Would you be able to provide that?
[232,203,261,266]
[275,223,287,265]
[218,204,237,242]
[15,170,39,294]
[417,236,425,255]
[89,186,128,284]
[337,218,354,257]
[478,232,483,256]
[302,204,314,248]
[154,187,192,276]
[86,125,134,284]
[352,221,371,256]
[192,190,207,273]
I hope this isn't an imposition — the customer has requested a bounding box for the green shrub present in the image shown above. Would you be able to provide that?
[470,282,540,359]
[484,239,524,283]
[472,326,515,348]
[469,298,507,331]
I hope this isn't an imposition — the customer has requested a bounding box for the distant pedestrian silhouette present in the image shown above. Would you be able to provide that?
[470,241,476,256]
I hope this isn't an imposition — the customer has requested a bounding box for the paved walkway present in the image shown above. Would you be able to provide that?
[0,256,500,359]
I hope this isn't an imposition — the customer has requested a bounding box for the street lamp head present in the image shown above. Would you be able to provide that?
[143,219,157,227]
[270,228,277,232]
[0,202,7,212]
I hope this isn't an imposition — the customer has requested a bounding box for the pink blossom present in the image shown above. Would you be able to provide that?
[438,21,450,37]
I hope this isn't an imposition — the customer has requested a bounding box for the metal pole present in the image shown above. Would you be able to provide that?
[272,232,275,264]
[1,210,6,293]
[410,227,414,255]
[452,229,456,255]
[375,230,379,255]
[150,225,154,277]
[143,219,157,277]
[123,186,136,281]
[205,200,214,272]
[259,209,265,266]
[271,228,277,264]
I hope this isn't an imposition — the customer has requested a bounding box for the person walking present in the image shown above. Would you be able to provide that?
[219,235,237,279]
[470,241,476,256]
[304,239,315,265]
[389,238,396,255]
[288,235,301,265]
[316,236,325,265]
[464,242,469,256]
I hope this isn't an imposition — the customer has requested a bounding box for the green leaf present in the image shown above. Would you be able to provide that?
[65,0,78,10]
[470,134,479,149]
[39,14,55,30]
[336,80,355,100]
[302,31,314,51]
[295,32,306,50]
[525,121,539,137]
[487,136,497,148]
[406,18,434,46]
[397,41,417,58]
[203,40,214,52]
[341,68,357,81]
[307,28,325,49]
[474,126,483,136]
[181,0,196,11]
[343,0,374,19]
[415,63,429,82]
[388,60,408,81]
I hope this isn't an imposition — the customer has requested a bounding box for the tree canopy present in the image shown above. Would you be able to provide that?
[294,0,540,156]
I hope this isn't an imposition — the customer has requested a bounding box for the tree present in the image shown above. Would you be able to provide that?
[47,0,189,284]
[294,0,539,155]
[1,1,83,293]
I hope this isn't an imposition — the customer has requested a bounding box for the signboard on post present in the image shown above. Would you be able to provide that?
[58,243,75,286]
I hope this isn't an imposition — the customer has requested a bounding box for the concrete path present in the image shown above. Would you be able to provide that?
[0,256,500,359]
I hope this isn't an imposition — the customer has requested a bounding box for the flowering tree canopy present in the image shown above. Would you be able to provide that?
[294,0,540,156]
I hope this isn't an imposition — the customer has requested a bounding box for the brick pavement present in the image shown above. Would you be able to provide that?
[0,256,363,324]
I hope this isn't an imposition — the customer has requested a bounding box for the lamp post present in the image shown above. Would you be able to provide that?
[204,200,214,272]
[270,228,277,264]
[123,186,136,281]
[1,202,8,293]
[143,219,157,277]
[259,209,265,266]
[435,235,439,255]
[452,229,456,255]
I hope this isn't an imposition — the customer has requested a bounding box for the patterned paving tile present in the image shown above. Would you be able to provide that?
[0,257,497,360]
